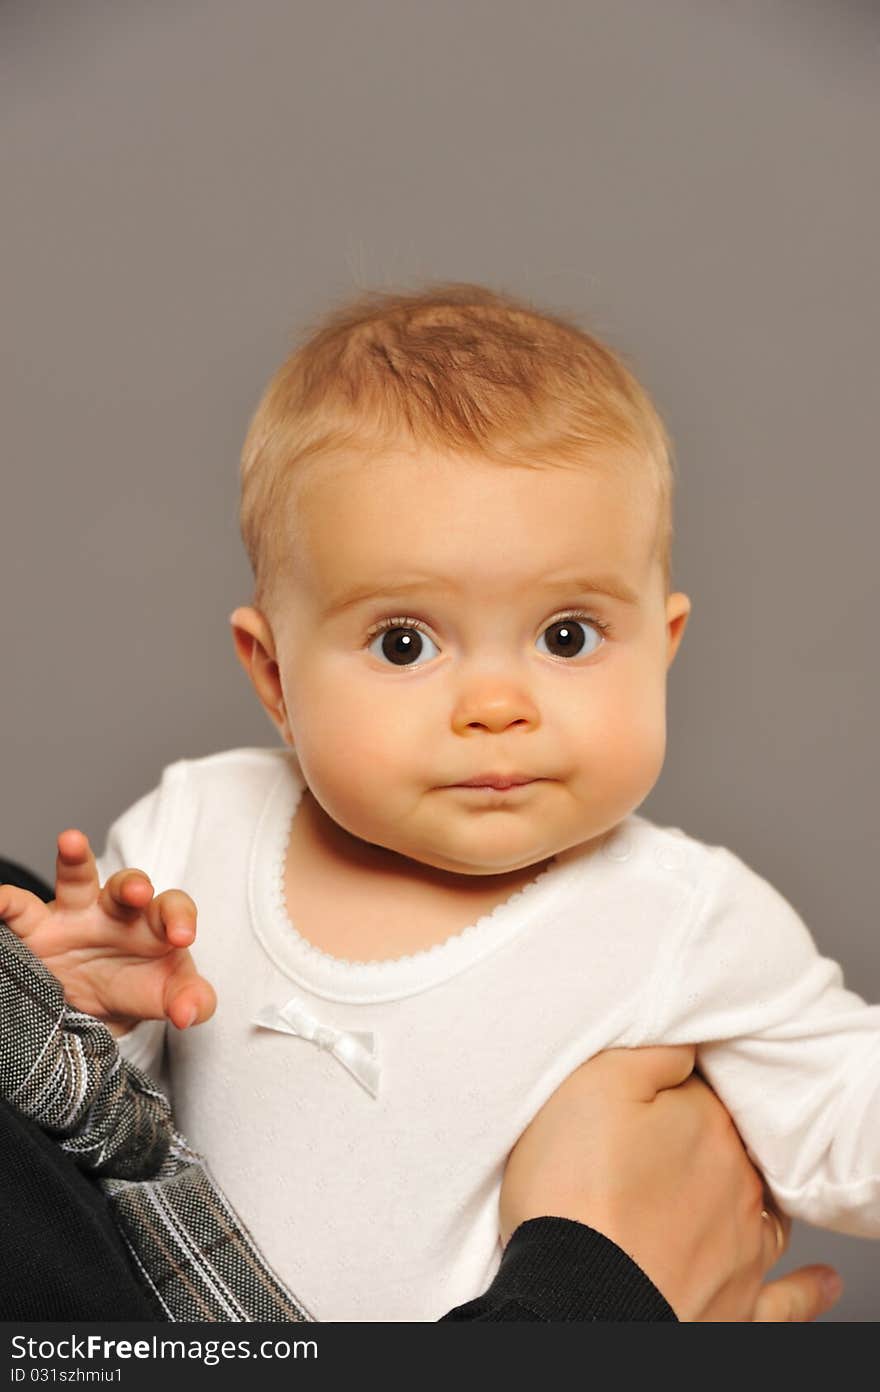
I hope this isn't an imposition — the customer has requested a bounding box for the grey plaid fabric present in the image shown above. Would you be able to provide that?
[0,922,312,1322]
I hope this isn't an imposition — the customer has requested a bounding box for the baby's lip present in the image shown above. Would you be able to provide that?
[449,773,538,790]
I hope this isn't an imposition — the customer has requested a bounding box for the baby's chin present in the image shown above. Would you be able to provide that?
[374,831,567,879]
[326,793,601,877]
[385,812,624,877]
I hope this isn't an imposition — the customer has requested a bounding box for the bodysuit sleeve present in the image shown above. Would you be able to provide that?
[95,762,191,1088]
[644,844,880,1236]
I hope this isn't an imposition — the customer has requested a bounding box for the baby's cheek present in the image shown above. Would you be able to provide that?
[296,713,406,825]
[580,685,667,804]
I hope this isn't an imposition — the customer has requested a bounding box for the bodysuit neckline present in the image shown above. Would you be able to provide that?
[247,750,609,1004]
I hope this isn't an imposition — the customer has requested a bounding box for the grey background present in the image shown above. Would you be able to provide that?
[2,0,878,1320]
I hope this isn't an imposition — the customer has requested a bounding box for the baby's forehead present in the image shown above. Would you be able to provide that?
[281,449,659,606]
[290,442,654,525]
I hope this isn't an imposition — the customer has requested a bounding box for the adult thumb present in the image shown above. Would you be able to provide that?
[752,1265,842,1322]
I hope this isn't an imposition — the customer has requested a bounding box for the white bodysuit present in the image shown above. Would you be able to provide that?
[105,747,880,1321]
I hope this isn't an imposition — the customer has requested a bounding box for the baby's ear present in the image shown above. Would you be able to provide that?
[229,607,293,743]
[229,606,273,669]
[665,592,691,668]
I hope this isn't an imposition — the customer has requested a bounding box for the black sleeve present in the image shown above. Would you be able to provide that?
[0,860,158,1318]
[0,1099,162,1320]
[439,1217,677,1322]
[0,858,53,902]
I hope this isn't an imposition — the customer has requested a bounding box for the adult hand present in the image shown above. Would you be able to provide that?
[500,1045,842,1322]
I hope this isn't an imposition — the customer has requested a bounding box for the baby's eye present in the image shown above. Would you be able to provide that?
[368,621,440,667]
[536,616,605,660]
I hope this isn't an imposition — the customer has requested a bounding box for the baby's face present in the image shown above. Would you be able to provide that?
[237,447,690,876]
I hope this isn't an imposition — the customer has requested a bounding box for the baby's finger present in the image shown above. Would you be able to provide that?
[163,956,217,1031]
[0,883,50,940]
[99,868,155,923]
[54,829,101,912]
[148,889,197,949]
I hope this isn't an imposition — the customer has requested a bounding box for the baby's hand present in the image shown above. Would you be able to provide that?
[0,829,217,1035]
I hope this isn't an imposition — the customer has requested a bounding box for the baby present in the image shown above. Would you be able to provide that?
[5,283,879,1320]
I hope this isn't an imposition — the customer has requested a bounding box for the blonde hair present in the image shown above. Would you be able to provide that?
[240,282,675,609]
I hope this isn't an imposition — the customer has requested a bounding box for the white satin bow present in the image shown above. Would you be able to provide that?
[252,996,380,1098]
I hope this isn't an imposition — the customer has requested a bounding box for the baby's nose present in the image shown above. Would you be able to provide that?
[451,684,540,735]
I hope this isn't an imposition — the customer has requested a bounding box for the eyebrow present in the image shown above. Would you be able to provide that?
[323,572,640,616]
[540,575,640,605]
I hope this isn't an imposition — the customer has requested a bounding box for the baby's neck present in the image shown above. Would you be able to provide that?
[283,789,554,962]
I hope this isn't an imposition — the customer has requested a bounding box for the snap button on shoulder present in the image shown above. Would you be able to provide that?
[655,843,686,871]
[602,830,632,862]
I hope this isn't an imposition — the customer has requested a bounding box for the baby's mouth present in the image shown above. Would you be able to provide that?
[446,774,541,792]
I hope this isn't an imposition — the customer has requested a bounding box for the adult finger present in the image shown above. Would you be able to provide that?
[574,1044,698,1102]
[54,829,102,911]
[752,1265,842,1322]
[759,1201,791,1275]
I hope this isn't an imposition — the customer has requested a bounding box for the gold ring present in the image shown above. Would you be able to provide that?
[761,1207,785,1259]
